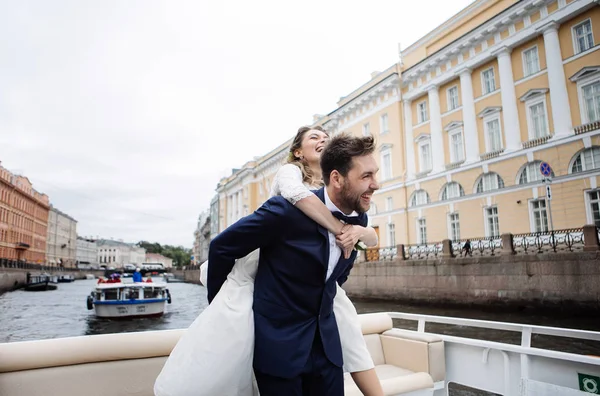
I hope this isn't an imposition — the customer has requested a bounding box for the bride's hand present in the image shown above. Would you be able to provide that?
[336,225,363,259]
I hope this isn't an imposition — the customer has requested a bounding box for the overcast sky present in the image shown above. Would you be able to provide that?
[0,0,473,247]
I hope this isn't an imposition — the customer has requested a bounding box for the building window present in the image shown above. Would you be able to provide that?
[484,117,503,152]
[485,206,500,237]
[449,128,465,163]
[380,113,389,134]
[440,182,465,200]
[410,190,431,207]
[387,223,396,247]
[362,123,371,136]
[418,139,432,172]
[528,100,550,139]
[581,80,600,124]
[572,19,594,54]
[570,147,600,173]
[381,148,392,180]
[522,46,540,77]
[475,172,505,193]
[588,190,600,227]
[417,101,428,123]
[385,197,393,212]
[417,218,427,244]
[447,86,459,111]
[481,68,496,95]
[368,203,377,216]
[530,199,549,233]
[518,161,553,184]
[448,213,460,241]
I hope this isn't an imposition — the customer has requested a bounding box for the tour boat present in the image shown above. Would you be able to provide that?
[86,277,172,319]
[0,312,598,396]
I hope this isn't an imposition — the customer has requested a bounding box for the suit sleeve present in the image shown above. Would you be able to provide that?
[337,213,369,287]
[207,197,287,303]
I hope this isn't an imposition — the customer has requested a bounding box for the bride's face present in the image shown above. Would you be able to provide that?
[296,129,329,164]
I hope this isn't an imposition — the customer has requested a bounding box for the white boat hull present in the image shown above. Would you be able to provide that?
[93,300,167,318]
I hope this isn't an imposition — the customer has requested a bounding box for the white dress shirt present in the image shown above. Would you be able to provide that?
[324,189,358,281]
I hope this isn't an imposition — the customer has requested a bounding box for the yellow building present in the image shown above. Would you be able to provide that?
[212,0,600,248]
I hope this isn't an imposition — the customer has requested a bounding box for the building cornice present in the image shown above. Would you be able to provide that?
[402,0,594,101]
[403,0,496,57]
[330,74,400,120]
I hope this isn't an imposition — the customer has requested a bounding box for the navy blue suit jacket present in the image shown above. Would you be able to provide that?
[207,187,368,378]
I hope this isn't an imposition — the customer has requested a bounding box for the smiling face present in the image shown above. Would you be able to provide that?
[293,129,329,164]
[339,154,379,213]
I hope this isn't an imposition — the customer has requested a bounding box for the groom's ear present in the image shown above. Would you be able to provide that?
[329,170,344,189]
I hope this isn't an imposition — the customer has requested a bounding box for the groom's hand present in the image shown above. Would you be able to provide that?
[336,225,362,259]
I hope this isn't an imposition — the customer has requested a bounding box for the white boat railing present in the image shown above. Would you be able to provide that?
[386,312,600,360]
[385,312,600,395]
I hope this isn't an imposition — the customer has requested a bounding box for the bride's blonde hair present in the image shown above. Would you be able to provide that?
[287,126,328,187]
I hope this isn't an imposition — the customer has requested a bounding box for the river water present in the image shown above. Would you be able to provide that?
[1,278,599,358]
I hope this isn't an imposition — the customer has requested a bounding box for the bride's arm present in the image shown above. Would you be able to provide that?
[271,164,344,236]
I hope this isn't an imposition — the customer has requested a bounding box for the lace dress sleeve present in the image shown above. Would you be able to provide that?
[270,164,314,205]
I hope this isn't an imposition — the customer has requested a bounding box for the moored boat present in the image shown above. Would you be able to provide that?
[86,277,172,319]
[23,274,58,292]
[57,275,75,283]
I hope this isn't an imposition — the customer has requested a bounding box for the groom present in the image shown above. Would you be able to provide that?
[207,133,379,395]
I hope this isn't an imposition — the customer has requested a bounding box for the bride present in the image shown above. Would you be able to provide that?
[154,126,384,396]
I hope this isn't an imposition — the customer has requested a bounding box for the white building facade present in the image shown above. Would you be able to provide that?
[76,237,98,269]
[46,206,78,268]
[97,239,146,268]
[144,253,173,269]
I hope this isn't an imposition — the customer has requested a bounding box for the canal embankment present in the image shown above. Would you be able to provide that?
[344,250,600,312]
[0,267,105,295]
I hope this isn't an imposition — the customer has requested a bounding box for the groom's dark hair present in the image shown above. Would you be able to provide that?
[320,134,376,185]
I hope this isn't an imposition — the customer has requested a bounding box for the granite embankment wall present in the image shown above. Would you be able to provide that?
[0,269,105,295]
[171,269,201,285]
[173,251,600,310]
[343,252,600,309]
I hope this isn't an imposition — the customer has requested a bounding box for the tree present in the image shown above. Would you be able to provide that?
[137,241,192,267]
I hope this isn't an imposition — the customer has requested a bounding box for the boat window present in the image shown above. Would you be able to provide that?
[104,289,118,300]
[121,288,135,300]
[144,288,155,298]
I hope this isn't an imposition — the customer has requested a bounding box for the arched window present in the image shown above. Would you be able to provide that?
[440,182,465,201]
[475,172,505,193]
[409,189,431,207]
[517,161,554,184]
[570,146,600,173]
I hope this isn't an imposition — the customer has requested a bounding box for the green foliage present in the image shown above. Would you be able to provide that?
[137,241,192,267]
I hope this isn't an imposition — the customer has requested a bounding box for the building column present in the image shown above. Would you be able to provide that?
[458,68,480,163]
[403,100,416,180]
[539,22,572,136]
[427,86,445,172]
[493,47,521,151]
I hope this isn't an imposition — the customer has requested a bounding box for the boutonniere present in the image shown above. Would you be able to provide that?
[354,241,367,251]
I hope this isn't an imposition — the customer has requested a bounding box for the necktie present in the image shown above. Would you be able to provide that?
[332,211,362,226]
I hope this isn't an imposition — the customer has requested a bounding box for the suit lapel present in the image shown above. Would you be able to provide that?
[328,252,353,284]
[314,188,329,272]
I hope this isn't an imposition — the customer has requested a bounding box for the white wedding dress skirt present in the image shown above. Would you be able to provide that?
[154,250,374,396]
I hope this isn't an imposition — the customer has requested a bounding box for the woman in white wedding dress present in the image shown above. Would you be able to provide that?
[154,126,384,396]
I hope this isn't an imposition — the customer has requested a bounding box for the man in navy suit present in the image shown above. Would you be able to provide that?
[207,134,379,395]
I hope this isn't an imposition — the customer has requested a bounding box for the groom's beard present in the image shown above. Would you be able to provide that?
[340,181,367,214]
